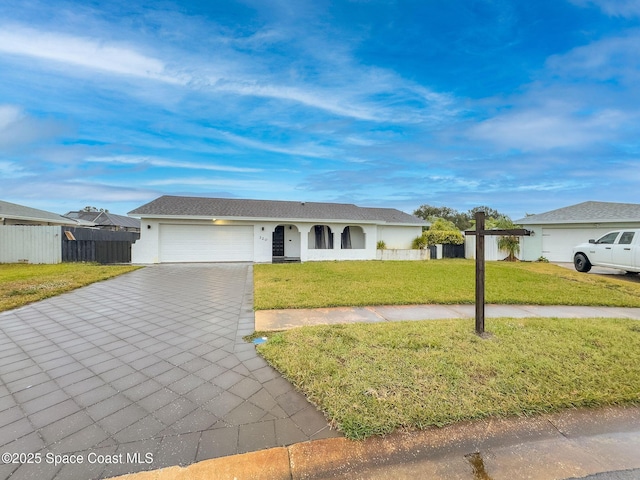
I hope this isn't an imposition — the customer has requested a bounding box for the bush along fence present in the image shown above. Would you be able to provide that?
[62,227,139,264]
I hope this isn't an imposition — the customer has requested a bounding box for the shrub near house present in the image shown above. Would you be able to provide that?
[413,218,464,249]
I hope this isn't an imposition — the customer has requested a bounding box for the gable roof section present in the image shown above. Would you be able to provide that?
[65,211,141,229]
[517,201,640,225]
[129,195,426,225]
[0,200,78,226]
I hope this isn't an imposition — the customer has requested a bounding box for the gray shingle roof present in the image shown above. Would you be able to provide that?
[0,200,78,225]
[517,201,640,225]
[65,211,141,229]
[129,196,426,225]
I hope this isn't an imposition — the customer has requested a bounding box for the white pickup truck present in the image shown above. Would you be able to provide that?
[573,229,640,274]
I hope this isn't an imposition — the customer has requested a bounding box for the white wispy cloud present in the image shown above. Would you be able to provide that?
[467,28,640,152]
[0,103,67,148]
[545,30,640,84]
[144,177,293,193]
[0,104,22,129]
[0,17,457,124]
[209,129,341,159]
[2,180,156,206]
[425,175,482,190]
[0,160,30,178]
[86,155,262,173]
[213,81,379,121]
[512,181,582,192]
[0,25,187,84]
[469,107,628,151]
[570,0,640,17]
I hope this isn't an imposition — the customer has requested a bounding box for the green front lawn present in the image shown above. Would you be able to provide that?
[254,260,640,310]
[257,318,640,439]
[0,263,141,312]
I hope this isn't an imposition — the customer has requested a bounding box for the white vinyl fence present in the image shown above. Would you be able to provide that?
[464,234,525,261]
[465,234,502,261]
[0,226,62,264]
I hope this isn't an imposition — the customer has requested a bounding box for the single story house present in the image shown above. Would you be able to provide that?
[128,195,427,263]
[64,210,141,233]
[516,201,640,262]
[0,200,79,226]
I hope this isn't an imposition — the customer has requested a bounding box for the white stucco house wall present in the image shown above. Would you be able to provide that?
[128,195,427,264]
[516,201,640,262]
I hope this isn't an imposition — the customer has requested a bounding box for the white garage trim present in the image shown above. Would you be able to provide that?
[159,224,254,263]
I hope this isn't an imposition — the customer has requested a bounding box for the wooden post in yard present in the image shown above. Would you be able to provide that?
[475,211,486,335]
[466,214,531,336]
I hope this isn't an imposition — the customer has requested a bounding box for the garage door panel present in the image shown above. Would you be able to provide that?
[160,224,253,263]
[541,228,603,262]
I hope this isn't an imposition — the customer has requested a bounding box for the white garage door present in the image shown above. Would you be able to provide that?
[159,224,254,263]
[541,228,601,262]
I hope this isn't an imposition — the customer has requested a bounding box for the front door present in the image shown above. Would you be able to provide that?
[272,226,285,257]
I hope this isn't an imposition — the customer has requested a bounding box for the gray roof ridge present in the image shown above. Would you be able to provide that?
[128,195,426,225]
[517,200,640,224]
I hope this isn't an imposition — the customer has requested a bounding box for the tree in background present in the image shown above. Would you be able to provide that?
[83,206,109,213]
[467,205,503,220]
[413,205,472,231]
[413,204,508,231]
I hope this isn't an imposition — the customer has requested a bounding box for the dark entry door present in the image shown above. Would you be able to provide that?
[272,226,285,256]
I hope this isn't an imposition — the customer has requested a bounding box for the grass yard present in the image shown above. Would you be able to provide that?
[0,263,141,312]
[254,260,640,310]
[257,318,640,439]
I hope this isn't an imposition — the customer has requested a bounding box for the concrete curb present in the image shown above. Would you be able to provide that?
[108,405,640,480]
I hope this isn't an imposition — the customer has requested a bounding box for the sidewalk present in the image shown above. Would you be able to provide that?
[255,303,640,331]
[111,304,640,480]
[111,404,640,479]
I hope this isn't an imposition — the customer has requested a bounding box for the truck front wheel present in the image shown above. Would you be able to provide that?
[574,253,592,273]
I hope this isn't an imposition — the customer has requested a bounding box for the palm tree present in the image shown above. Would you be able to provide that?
[493,217,521,262]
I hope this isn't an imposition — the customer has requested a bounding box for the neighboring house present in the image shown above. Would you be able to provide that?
[516,201,640,262]
[64,210,141,232]
[0,200,79,226]
[128,195,427,263]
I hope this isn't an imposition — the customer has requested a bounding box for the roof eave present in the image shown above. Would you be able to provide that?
[2,214,78,226]
[518,218,640,225]
[129,213,424,226]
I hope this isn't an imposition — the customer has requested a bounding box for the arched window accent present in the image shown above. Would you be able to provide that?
[309,225,333,249]
[341,226,365,249]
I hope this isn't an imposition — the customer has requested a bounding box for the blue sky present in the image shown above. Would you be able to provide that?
[1,0,639,220]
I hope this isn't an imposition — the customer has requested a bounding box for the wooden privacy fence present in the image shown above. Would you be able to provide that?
[429,243,466,259]
[1,226,138,264]
[62,227,139,264]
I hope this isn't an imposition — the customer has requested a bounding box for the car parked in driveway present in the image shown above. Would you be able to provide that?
[573,229,640,274]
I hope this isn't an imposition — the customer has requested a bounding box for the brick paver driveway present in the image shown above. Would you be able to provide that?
[0,264,338,479]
